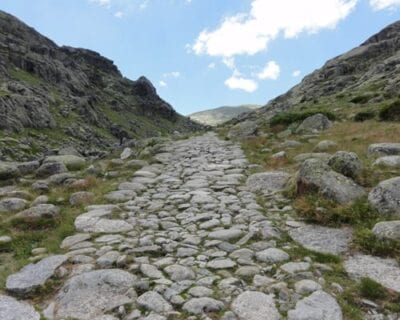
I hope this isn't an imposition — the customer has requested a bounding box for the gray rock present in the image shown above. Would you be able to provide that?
[279,140,302,149]
[44,155,86,170]
[0,294,40,320]
[137,291,172,313]
[164,264,195,281]
[372,221,400,240]
[0,162,20,180]
[6,255,67,295]
[280,262,310,274]
[227,120,258,139]
[14,204,60,221]
[293,153,331,163]
[373,156,400,168]
[314,140,338,152]
[36,161,67,178]
[46,269,136,320]
[246,171,290,194]
[104,190,136,203]
[295,114,332,134]
[208,229,243,241]
[271,151,286,159]
[288,291,342,320]
[61,233,91,249]
[295,280,322,295]
[207,258,236,269]
[231,291,280,320]
[70,192,95,206]
[16,161,40,175]
[256,248,289,263]
[297,159,365,204]
[288,225,352,254]
[368,177,400,216]
[328,151,362,179]
[120,148,133,160]
[368,143,400,157]
[140,264,164,279]
[75,209,133,233]
[0,197,28,213]
[182,297,224,315]
[344,255,400,292]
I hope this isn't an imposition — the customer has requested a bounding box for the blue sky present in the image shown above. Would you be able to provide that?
[1,0,399,115]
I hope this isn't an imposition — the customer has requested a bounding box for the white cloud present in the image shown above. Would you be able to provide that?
[292,70,301,77]
[258,61,280,80]
[159,80,167,87]
[114,11,124,18]
[193,0,357,58]
[222,57,235,69]
[140,0,149,10]
[370,0,400,9]
[225,71,258,92]
[208,62,216,69]
[90,0,111,8]
[163,71,181,78]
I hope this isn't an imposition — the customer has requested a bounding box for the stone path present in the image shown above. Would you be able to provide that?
[0,133,360,319]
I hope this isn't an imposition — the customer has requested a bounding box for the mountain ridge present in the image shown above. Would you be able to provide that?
[232,20,400,124]
[0,10,201,160]
[189,104,260,126]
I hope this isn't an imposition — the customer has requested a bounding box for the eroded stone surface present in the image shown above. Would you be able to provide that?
[289,225,352,254]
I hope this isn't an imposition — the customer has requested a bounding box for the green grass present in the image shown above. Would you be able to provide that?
[354,110,376,122]
[379,99,400,122]
[8,68,41,86]
[269,109,336,127]
[0,88,10,97]
[358,277,387,300]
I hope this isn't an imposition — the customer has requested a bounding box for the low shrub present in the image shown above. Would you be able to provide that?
[354,111,375,122]
[269,109,336,127]
[350,94,374,104]
[379,100,400,122]
[358,277,387,300]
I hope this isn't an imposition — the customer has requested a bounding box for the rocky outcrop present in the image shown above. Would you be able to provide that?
[368,177,400,216]
[231,20,400,125]
[296,159,365,204]
[0,10,202,161]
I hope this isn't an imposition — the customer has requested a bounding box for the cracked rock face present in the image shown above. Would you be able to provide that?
[45,269,137,320]
[0,294,40,320]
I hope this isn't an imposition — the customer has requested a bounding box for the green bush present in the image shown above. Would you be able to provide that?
[359,277,387,300]
[270,109,336,127]
[379,100,400,121]
[354,227,400,258]
[350,94,373,104]
[354,111,375,122]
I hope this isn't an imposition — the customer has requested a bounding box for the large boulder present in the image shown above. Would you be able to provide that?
[0,162,20,180]
[0,294,40,320]
[373,155,400,168]
[344,255,400,292]
[36,162,67,178]
[14,204,60,222]
[368,143,400,157]
[227,121,258,139]
[328,151,362,179]
[246,171,290,195]
[0,198,28,213]
[297,159,365,204]
[6,255,68,295]
[288,225,352,255]
[368,177,400,216]
[372,221,400,240]
[295,114,332,134]
[45,269,136,320]
[288,291,342,320]
[15,161,40,175]
[44,155,86,171]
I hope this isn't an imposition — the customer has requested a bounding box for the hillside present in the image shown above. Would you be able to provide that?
[189,104,260,126]
[234,20,400,124]
[0,10,201,161]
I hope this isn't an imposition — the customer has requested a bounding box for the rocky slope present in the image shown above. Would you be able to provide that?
[189,104,259,126]
[235,20,400,123]
[0,10,201,161]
